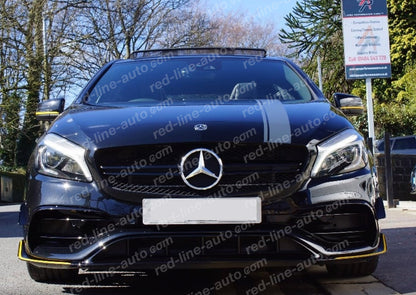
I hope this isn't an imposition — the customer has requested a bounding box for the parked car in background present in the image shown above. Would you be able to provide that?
[375,135,416,155]
[410,165,416,194]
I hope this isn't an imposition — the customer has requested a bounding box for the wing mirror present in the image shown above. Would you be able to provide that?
[36,98,65,121]
[333,93,364,116]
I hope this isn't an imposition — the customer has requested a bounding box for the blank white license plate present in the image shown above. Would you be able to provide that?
[142,197,261,225]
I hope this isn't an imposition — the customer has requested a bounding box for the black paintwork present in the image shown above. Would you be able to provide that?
[19,54,383,270]
[49,101,352,149]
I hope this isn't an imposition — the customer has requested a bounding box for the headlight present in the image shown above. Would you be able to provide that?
[36,133,92,182]
[311,129,368,177]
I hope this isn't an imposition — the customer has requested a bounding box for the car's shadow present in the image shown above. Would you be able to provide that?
[59,268,328,295]
[61,270,238,295]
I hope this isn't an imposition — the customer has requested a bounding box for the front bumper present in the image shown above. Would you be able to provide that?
[18,201,386,271]
[18,233,387,270]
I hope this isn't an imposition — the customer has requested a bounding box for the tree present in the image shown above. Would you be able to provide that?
[155,1,217,48]
[0,0,193,167]
[280,0,416,137]
[159,4,288,57]
[15,0,46,166]
[0,0,45,166]
[372,1,416,136]
[388,0,416,76]
[72,0,189,70]
[0,0,26,167]
[0,93,21,166]
[210,11,282,52]
[279,0,356,98]
[279,0,341,57]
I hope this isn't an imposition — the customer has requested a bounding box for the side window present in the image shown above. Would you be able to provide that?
[377,141,385,151]
[392,138,416,150]
[273,65,312,102]
[283,66,312,101]
[377,139,394,151]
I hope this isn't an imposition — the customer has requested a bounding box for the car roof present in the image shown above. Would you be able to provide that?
[129,47,268,59]
[114,47,292,64]
[110,48,295,66]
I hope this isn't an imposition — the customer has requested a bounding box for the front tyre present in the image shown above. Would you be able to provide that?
[27,263,78,283]
[326,256,379,277]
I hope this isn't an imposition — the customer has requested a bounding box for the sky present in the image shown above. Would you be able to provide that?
[200,0,297,30]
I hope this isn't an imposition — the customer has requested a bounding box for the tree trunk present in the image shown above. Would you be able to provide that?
[16,0,45,166]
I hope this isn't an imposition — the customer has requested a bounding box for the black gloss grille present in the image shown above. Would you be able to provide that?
[298,205,378,250]
[91,235,310,263]
[28,210,111,255]
[94,143,309,197]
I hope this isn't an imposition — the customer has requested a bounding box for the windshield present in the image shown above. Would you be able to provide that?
[86,57,314,105]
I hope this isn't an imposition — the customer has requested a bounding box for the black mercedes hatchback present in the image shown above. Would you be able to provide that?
[18,48,386,283]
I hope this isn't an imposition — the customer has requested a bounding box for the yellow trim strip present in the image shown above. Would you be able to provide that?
[17,241,71,266]
[335,234,387,260]
[35,111,60,116]
[340,106,365,110]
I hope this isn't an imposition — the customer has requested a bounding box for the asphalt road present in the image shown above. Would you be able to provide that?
[0,203,413,295]
[374,208,416,294]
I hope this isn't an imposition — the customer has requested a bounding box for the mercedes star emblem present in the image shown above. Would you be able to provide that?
[180,148,223,190]
[194,124,208,131]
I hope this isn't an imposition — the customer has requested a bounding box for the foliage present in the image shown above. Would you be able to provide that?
[392,66,416,105]
[374,65,416,136]
[280,0,416,138]
[279,0,342,58]
[388,0,416,76]
[279,0,357,98]
[0,164,26,174]
[0,92,22,167]
[375,103,416,136]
